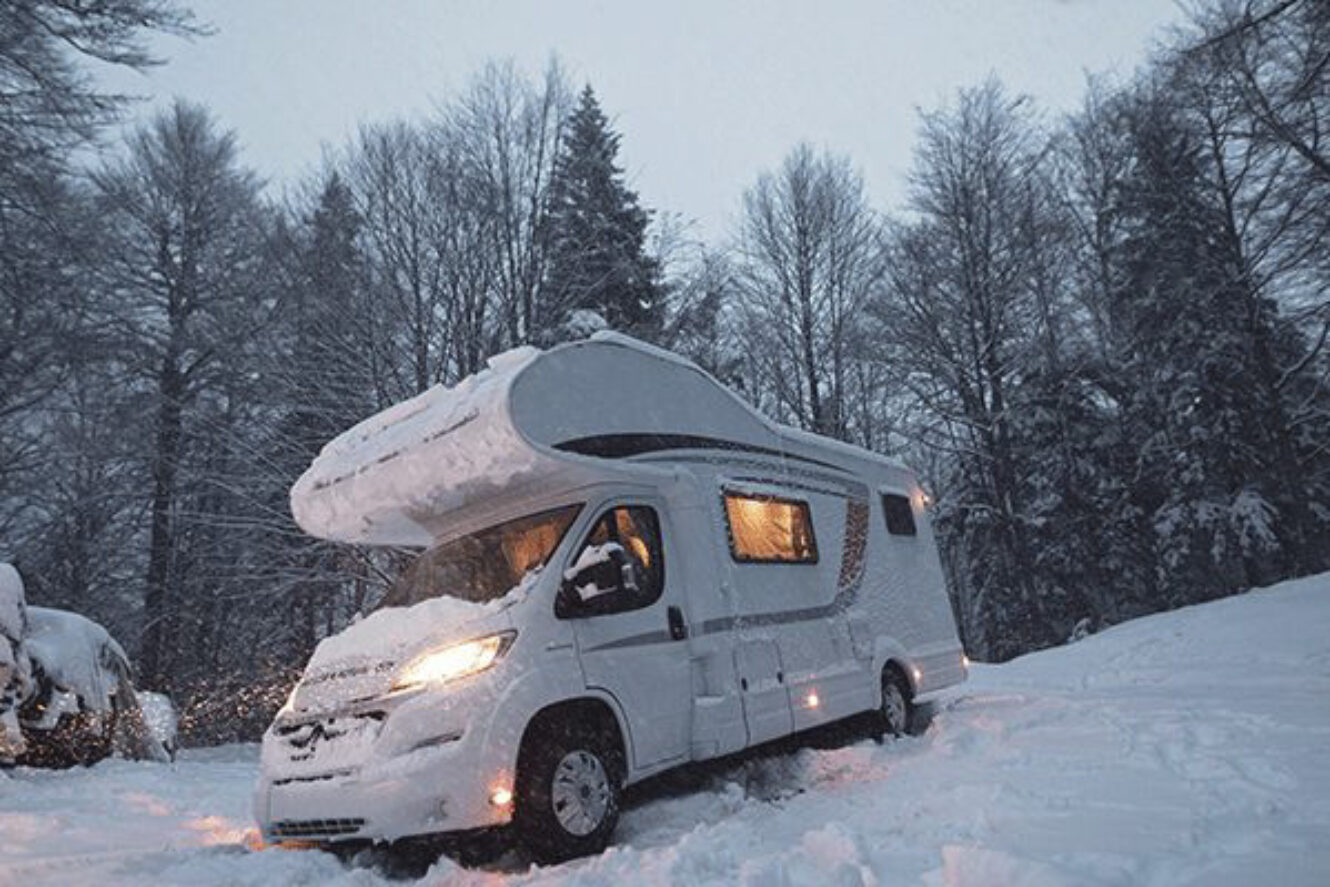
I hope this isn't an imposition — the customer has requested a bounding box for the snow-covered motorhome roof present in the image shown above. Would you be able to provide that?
[291,332,908,546]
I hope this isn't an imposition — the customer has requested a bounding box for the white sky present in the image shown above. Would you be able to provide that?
[95,0,1189,239]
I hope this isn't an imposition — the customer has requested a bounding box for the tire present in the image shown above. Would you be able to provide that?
[878,667,913,738]
[514,717,623,864]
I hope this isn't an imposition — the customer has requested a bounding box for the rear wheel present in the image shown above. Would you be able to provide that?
[878,667,913,738]
[514,718,622,864]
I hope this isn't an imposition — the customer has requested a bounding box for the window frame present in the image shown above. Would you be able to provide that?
[556,503,666,619]
[881,492,918,538]
[721,489,820,565]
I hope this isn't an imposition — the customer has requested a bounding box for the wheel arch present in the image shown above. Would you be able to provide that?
[516,695,630,784]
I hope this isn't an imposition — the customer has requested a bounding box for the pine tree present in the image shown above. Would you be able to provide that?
[542,85,662,341]
[1113,90,1290,605]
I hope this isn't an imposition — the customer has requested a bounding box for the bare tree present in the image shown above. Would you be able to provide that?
[734,144,883,441]
[92,101,268,689]
[447,59,571,346]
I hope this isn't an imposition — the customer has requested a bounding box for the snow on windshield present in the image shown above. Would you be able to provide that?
[379,504,582,609]
[303,508,579,672]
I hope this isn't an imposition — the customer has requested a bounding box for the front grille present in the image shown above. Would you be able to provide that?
[269,818,366,840]
[276,709,384,736]
[272,768,354,787]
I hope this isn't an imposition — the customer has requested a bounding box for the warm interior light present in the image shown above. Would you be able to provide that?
[490,787,513,807]
[805,691,820,709]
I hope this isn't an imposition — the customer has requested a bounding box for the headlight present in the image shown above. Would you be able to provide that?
[392,632,515,691]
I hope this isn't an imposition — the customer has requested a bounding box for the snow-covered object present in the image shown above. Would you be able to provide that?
[1,562,31,760]
[290,332,908,547]
[137,691,178,754]
[0,562,26,643]
[23,607,129,713]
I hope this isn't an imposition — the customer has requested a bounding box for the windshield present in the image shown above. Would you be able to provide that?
[380,504,582,609]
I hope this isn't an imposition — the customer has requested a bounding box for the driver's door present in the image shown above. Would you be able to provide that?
[559,500,692,771]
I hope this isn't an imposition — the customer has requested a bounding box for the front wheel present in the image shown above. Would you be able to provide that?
[878,667,914,738]
[514,720,622,864]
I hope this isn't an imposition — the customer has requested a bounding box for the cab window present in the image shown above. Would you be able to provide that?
[558,505,664,617]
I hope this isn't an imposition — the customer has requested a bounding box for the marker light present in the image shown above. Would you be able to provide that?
[490,787,513,807]
[805,691,820,709]
[392,632,515,691]
[911,666,923,684]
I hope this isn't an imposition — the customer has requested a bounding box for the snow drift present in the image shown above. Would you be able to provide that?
[4,571,1328,885]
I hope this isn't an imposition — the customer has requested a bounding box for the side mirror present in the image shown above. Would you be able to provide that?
[557,543,636,617]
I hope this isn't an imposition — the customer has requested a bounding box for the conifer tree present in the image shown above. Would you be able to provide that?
[542,86,662,341]
[1113,91,1291,604]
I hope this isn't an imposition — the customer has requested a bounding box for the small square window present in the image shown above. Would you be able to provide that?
[882,494,918,537]
[723,492,818,563]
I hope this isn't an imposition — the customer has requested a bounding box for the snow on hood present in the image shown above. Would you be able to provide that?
[305,571,538,674]
[290,346,546,546]
[0,562,25,642]
[24,607,128,712]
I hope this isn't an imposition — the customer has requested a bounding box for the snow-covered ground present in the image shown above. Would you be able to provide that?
[3,572,1328,886]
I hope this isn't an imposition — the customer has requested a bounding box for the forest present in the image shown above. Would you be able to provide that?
[1,0,1327,741]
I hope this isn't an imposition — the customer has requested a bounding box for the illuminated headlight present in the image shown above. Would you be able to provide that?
[392,632,516,691]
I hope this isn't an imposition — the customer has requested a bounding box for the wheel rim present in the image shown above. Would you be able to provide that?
[550,749,611,837]
[883,682,906,733]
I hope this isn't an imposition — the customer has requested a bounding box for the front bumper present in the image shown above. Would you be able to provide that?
[254,691,514,843]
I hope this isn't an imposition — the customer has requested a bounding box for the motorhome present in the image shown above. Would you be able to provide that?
[255,332,966,861]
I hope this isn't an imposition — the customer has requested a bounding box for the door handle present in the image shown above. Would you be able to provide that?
[667,605,688,641]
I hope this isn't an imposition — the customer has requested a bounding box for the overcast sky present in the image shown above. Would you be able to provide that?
[95,0,1190,239]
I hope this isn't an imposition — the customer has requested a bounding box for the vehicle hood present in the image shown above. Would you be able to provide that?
[290,588,525,717]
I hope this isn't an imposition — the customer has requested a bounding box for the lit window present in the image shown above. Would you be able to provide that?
[723,492,818,564]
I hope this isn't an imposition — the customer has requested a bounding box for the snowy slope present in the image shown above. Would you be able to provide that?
[2,572,1328,886]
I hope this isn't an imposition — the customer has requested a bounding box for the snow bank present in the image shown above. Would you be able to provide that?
[24,607,128,712]
[290,347,546,546]
[5,573,1329,885]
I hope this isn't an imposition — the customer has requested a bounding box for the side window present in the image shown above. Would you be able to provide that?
[882,493,918,537]
[723,491,818,564]
[558,505,664,617]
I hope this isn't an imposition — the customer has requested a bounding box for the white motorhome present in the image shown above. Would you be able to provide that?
[255,333,965,861]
